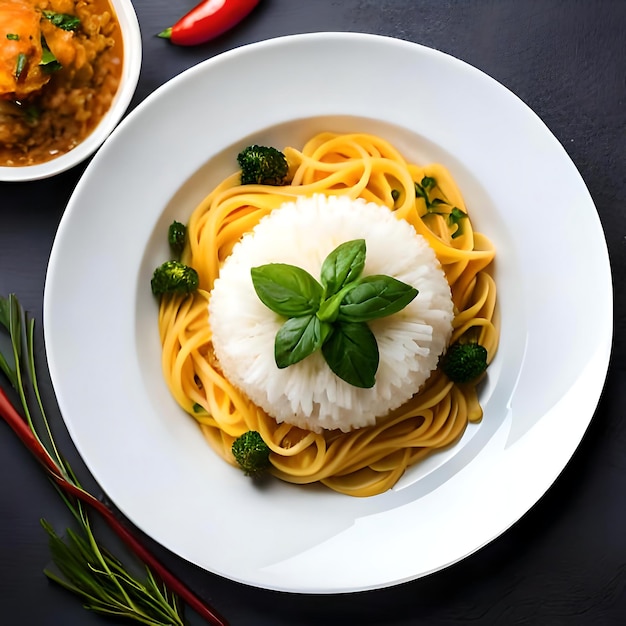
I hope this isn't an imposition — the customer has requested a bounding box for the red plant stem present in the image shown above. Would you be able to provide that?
[0,387,62,476]
[0,387,229,626]
[55,479,229,626]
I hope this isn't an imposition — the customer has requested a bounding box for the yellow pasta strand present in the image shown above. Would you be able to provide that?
[157,132,499,497]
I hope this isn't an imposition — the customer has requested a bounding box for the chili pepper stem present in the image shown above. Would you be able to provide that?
[157,27,172,39]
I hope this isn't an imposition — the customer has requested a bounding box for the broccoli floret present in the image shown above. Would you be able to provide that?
[168,220,187,258]
[151,260,199,297]
[440,342,488,383]
[232,431,271,476]
[237,145,289,186]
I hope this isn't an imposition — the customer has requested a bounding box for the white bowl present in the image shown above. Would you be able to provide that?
[0,0,141,182]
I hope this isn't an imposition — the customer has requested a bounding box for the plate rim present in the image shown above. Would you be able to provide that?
[43,32,613,593]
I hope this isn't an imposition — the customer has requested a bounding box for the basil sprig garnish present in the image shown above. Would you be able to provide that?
[250,239,418,388]
[274,314,331,369]
[321,321,379,389]
[337,275,421,322]
[320,239,366,296]
[252,263,323,317]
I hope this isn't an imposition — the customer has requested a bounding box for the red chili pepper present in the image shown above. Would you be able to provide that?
[158,0,261,47]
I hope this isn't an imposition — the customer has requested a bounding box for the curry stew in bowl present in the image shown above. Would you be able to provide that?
[0,0,124,167]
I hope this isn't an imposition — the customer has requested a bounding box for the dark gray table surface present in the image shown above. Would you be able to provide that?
[1,1,625,624]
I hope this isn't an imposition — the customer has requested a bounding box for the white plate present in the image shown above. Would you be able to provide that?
[43,33,612,593]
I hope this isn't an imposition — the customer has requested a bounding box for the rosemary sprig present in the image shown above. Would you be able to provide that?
[42,472,185,625]
[0,294,228,626]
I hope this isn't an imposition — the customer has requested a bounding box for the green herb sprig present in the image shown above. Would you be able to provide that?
[39,37,62,73]
[415,176,468,239]
[15,52,28,79]
[251,239,418,388]
[41,496,185,625]
[0,294,228,626]
[42,10,81,31]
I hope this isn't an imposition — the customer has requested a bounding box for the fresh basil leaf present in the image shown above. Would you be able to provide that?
[275,315,331,368]
[338,275,418,322]
[251,264,323,317]
[42,10,81,31]
[322,322,378,388]
[320,239,366,297]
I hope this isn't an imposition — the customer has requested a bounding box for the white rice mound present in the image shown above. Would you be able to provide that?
[208,194,454,433]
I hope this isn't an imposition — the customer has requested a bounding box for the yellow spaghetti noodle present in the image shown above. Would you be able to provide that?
[158,132,498,497]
